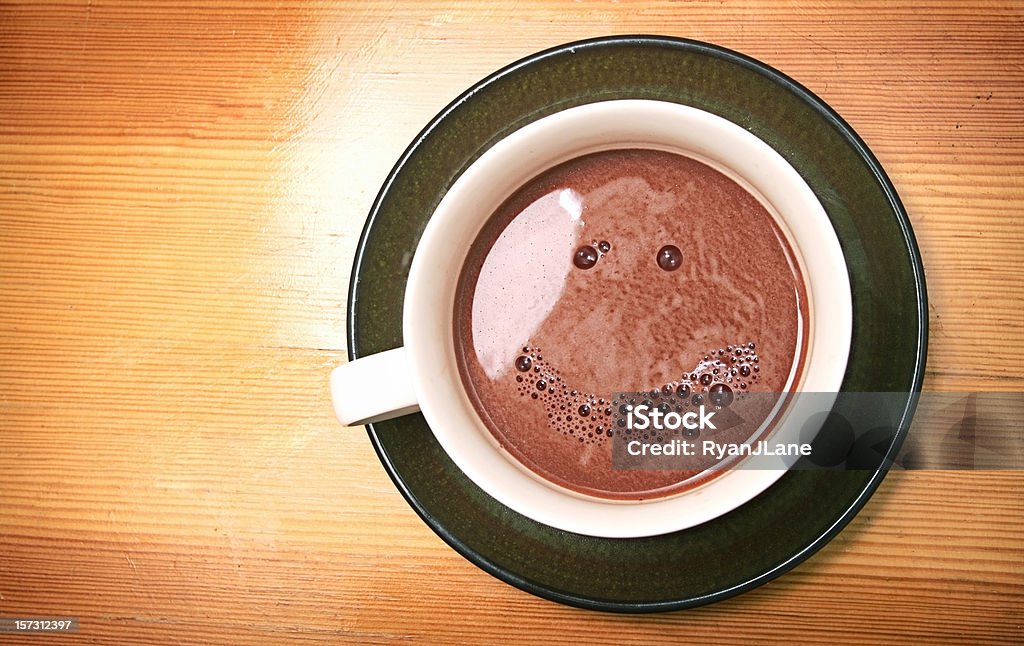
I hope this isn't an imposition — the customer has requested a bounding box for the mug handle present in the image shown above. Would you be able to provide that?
[329,348,420,426]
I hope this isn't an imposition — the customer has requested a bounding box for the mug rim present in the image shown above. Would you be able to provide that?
[402,99,852,537]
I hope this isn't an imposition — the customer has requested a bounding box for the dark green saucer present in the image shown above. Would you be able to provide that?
[346,36,927,612]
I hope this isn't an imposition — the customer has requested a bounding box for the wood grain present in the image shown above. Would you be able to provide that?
[1,1,1021,643]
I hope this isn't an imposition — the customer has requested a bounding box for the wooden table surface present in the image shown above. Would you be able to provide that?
[2,1,1022,643]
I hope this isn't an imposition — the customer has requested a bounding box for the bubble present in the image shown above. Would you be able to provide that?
[709,383,734,407]
[748,342,756,349]
[519,340,762,447]
[573,245,599,269]
[598,240,611,253]
[656,245,683,271]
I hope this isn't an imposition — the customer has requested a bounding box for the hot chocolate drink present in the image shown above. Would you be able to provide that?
[454,148,808,500]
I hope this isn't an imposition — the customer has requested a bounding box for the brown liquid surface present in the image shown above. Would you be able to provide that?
[454,149,808,500]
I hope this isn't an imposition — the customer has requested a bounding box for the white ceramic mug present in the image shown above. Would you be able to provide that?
[330,100,852,537]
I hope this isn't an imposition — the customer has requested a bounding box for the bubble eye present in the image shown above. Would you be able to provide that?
[656,244,682,271]
[573,240,612,270]
[573,245,598,269]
